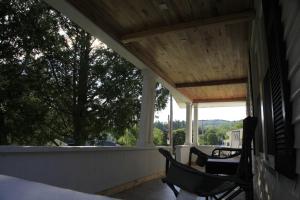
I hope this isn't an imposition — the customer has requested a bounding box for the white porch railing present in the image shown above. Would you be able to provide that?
[0,146,170,194]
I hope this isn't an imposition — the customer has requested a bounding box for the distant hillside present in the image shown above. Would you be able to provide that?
[198,119,241,127]
[154,119,243,145]
[154,119,242,131]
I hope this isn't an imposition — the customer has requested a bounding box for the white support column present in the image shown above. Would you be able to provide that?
[137,69,157,147]
[169,95,173,148]
[193,104,199,146]
[185,103,193,145]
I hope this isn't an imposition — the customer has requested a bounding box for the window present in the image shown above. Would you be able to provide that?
[262,0,295,178]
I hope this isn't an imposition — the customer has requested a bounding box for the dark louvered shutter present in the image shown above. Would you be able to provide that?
[263,70,275,155]
[262,0,295,178]
[255,95,263,153]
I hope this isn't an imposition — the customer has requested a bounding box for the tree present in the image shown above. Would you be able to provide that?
[153,127,164,145]
[0,0,65,145]
[232,120,243,129]
[117,132,136,146]
[153,121,168,133]
[207,133,219,145]
[173,120,186,130]
[173,128,185,145]
[199,123,234,145]
[0,0,169,145]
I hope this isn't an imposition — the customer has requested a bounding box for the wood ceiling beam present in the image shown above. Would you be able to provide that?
[175,77,248,88]
[121,10,255,43]
[193,97,246,103]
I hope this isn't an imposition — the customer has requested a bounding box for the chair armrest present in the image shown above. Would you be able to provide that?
[212,147,241,159]
[189,147,209,166]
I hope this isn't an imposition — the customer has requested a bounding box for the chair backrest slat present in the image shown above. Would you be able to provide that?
[237,116,257,181]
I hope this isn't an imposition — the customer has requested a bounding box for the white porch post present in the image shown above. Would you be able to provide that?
[185,103,193,145]
[137,69,157,147]
[169,95,173,148]
[193,104,199,146]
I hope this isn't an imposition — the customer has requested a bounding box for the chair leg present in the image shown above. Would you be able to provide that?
[245,186,253,200]
[216,187,238,200]
[224,188,243,200]
[206,196,217,200]
[166,182,179,197]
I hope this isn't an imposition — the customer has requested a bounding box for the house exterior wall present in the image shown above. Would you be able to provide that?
[224,129,243,148]
[251,0,300,199]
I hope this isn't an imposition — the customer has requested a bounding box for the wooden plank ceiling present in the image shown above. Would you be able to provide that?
[68,0,253,103]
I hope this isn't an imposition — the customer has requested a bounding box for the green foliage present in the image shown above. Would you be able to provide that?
[232,120,243,129]
[0,0,65,145]
[153,121,168,133]
[153,128,164,145]
[0,0,169,145]
[117,127,166,146]
[207,133,219,145]
[117,126,138,146]
[154,120,242,146]
[199,121,241,145]
[117,132,136,146]
[173,120,186,130]
[173,128,185,145]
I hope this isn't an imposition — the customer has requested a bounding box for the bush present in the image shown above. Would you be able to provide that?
[118,127,166,146]
[117,130,137,146]
[199,132,228,145]
[173,128,185,145]
[153,128,164,145]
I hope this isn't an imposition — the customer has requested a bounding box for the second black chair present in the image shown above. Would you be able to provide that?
[159,116,257,200]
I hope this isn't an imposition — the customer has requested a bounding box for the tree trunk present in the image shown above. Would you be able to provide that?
[73,32,91,145]
[0,112,8,145]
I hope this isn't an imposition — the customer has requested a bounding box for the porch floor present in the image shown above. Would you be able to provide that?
[110,179,245,200]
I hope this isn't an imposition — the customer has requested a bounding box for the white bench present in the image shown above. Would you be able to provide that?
[0,175,118,200]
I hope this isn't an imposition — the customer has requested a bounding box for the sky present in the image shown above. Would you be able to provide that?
[155,98,246,122]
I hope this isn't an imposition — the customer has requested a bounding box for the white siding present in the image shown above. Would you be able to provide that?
[281,0,300,173]
[252,0,300,199]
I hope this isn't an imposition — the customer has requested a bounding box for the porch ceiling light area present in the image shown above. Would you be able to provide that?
[57,0,253,103]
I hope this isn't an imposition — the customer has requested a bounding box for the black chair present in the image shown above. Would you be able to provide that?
[159,116,257,200]
[211,147,242,158]
[189,146,242,175]
[189,146,242,168]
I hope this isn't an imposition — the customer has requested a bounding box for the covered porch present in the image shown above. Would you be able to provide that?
[1,0,253,199]
[2,0,300,200]
[0,144,245,200]
[44,0,252,147]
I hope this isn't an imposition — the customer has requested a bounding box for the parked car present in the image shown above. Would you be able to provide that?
[96,140,119,146]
